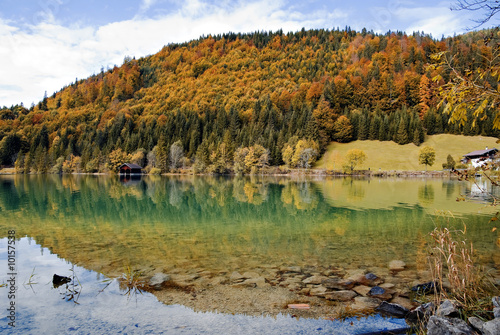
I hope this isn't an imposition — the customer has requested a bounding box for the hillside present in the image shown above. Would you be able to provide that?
[316,134,499,171]
[0,28,499,174]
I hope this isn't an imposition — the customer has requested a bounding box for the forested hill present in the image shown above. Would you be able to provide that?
[1,28,499,173]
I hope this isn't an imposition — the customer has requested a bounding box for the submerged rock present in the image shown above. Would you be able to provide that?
[242,271,260,279]
[353,285,371,297]
[350,297,382,311]
[356,273,383,286]
[149,273,171,290]
[53,274,71,287]
[322,277,354,290]
[390,296,417,311]
[411,281,437,295]
[302,275,328,285]
[388,260,406,271]
[376,301,409,318]
[323,290,357,302]
[368,286,393,300]
[280,266,302,273]
[229,271,245,282]
[309,286,328,296]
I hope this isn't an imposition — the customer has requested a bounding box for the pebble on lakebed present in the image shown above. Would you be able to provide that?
[140,260,439,319]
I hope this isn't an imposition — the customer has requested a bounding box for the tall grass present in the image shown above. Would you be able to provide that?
[428,225,496,319]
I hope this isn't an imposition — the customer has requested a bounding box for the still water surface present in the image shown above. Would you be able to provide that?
[0,175,498,333]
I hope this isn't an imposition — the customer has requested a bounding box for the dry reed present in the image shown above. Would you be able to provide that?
[428,225,495,319]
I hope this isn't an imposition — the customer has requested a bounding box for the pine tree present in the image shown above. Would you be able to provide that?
[369,116,380,140]
[413,128,421,146]
[396,118,409,145]
[357,114,369,140]
[156,135,169,173]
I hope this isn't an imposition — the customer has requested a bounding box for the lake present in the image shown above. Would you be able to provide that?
[0,175,499,333]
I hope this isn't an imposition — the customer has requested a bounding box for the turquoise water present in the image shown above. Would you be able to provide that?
[0,238,408,334]
[0,175,498,333]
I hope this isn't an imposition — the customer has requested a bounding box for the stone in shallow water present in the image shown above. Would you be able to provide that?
[411,281,437,295]
[369,286,385,296]
[376,301,409,318]
[353,285,371,297]
[388,260,406,271]
[323,290,357,302]
[149,273,171,289]
[288,304,310,310]
[356,273,383,286]
[244,277,270,288]
[302,275,328,285]
[53,274,71,287]
[379,283,395,289]
[280,266,301,273]
[242,271,260,279]
[322,277,354,290]
[309,286,328,296]
[350,297,382,311]
[390,296,417,311]
[368,286,393,300]
[345,269,367,281]
[229,271,245,282]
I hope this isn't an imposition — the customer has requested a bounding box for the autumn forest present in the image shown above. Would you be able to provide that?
[1,28,499,174]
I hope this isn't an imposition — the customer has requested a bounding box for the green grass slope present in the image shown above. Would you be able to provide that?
[315,134,499,171]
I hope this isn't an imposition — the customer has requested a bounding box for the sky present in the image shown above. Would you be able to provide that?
[0,0,496,107]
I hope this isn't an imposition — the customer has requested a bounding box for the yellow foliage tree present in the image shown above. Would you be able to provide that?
[343,149,367,173]
[418,145,436,171]
[107,148,131,173]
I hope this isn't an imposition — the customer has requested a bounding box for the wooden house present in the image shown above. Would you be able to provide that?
[462,147,499,167]
[118,163,143,175]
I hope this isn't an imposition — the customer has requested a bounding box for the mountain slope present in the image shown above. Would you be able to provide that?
[0,28,498,173]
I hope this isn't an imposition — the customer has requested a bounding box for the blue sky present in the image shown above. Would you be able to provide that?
[0,0,495,107]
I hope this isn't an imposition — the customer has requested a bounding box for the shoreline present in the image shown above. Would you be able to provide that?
[0,167,459,178]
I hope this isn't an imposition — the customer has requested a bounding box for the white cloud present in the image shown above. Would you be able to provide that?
[1,0,348,107]
[0,1,395,107]
[395,3,474,37]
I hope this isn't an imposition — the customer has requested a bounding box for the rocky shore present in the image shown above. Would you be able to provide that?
[136,260,429,320]
[130,260,500,334]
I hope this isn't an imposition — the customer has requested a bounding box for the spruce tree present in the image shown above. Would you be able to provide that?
[156,135,169,173]
[413,128,421,146]
[358,114,369,140]
[396,118,409,145]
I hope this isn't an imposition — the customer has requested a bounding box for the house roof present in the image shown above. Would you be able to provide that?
[118,163,143,169]
[463,148,498,158]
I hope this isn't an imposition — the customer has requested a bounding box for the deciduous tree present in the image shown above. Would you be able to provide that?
[419,146,436,171]
[344,149,367,173]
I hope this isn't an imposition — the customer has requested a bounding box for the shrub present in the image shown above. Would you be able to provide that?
[149,167,161,175]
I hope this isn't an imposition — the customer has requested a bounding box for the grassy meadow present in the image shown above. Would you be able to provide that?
[315,134,499,171]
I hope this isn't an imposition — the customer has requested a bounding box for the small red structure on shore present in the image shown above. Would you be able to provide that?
[118,163,143,175]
